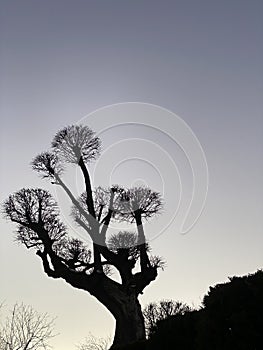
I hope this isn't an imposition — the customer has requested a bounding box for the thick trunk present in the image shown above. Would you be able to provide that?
[36,225,155,349]
[110,295,145,349]
[58,270,146,348]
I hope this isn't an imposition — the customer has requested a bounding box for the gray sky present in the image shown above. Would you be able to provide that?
[0,1,262,349]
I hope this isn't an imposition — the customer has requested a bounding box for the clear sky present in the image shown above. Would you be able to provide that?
[0,1,262,349]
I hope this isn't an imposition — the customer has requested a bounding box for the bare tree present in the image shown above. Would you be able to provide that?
[143,300,191,337]
[0,303,56,350]
[2,125,164,348]
[77,333,111,350]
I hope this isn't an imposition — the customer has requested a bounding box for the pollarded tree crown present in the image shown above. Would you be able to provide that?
[71,185,125,228]
[55,237,93,270]
[51,125,101,164]
[2,188,67,250]
[3,188,59,225]
[107,231,142,261]
[2,188,104,275]
[117,186,163,222]
[31,151,64,179]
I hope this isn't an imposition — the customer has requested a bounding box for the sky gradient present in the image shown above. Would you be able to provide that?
[0,1,262,349]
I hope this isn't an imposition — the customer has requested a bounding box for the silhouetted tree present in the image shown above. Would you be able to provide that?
[0,303,56,350]
[77,333,111,350]
[143,300,191,337]
[2,125,164,349]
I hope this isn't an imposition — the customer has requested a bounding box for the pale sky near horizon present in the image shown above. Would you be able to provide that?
[0,1,262,349]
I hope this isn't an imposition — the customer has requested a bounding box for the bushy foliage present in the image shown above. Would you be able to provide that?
[52,124,101,164]
[197,269,263,350]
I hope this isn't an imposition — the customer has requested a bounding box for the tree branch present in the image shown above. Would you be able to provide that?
[54,174,96,240]
[134,211,151,272]
[77,156,102,273]
[132,267,158,295]
[100,189,115,243]
[36,250,60,279]
[78,156,96,218]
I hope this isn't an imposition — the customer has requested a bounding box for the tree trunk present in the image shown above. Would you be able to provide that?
[110,294,146,349]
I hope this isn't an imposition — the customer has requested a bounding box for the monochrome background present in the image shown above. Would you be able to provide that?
[0,1,262,348]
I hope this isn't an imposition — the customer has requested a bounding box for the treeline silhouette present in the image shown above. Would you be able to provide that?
[113,269,263,350]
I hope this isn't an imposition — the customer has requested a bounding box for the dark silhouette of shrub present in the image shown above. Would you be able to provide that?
[131,269,263,350]
[197,269,263,350]
[143,300,191,337]
[146,310,198,350]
